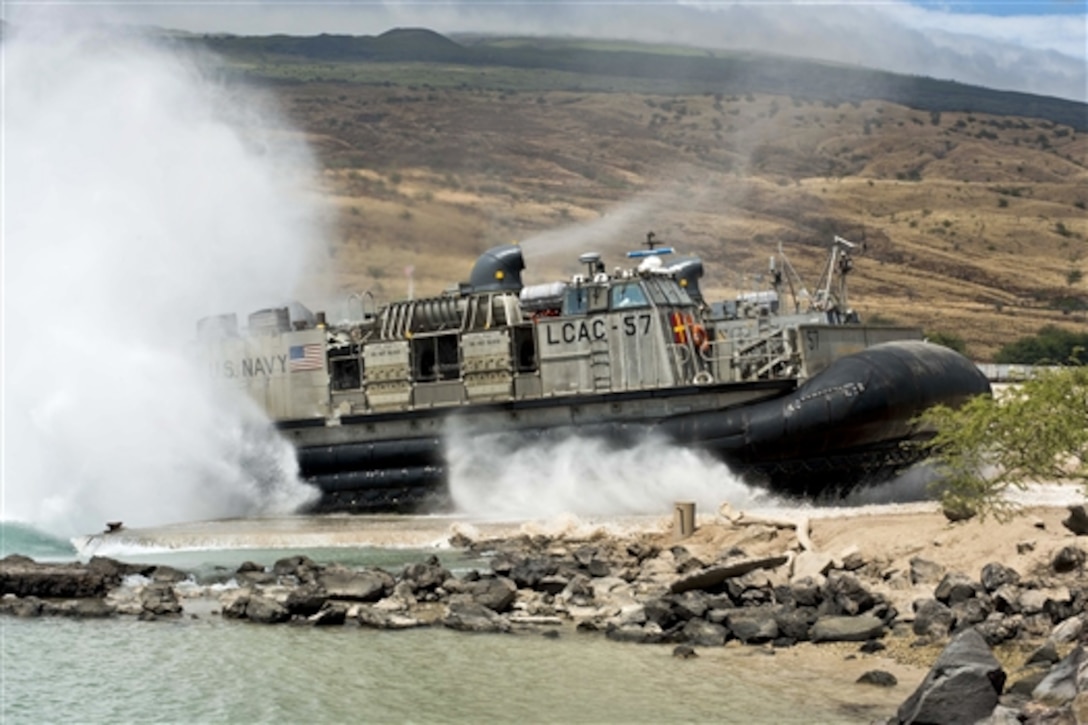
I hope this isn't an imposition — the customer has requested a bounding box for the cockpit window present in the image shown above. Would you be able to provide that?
[658,280,693,306]
[563,286,589,316]
[610,282,650,310]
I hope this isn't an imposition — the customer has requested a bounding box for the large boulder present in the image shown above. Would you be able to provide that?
[1062,505,1088,536]
[47,598,117,618]
[934,572,980,606]
[318,566,394,602]
[401,555,451,593]
[355,606,427,630]
[912,599,953,639]
[1032,645,1087,707]
[979,563,1020,593]
[910,557,946,586]
[1052,546,1086,574]
[669,555,788,595]
[139,582,182,616]
[0,557,109,599]
[307,602,348,627]
[272,555,322,584]
[461,576,517,613]
[442,601,511,633]
[822,572,875,616]
[810,614,885,643]
[725,607,779,644]
[680,619,729,647]
[284,585,328,618]
[895,628,1006,724]
[244,593,290,624]
[774,606,816,642]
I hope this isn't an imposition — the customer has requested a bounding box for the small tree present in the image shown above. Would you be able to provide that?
[921,367,1088,520]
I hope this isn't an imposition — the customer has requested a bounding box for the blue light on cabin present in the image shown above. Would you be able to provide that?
[627,247,675,258]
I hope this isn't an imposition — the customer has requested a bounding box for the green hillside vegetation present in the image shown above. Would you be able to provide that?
[994,325,1088,365]
[187,29,1088,131]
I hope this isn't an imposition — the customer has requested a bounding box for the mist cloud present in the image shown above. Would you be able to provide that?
[2,21,323,535]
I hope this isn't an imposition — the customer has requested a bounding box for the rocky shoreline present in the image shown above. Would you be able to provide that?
[4,504,1088,724]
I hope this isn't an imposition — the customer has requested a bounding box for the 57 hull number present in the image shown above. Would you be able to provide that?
[544,314,652,345]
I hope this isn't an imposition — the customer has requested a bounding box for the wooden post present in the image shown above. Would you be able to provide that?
[674,501,696,540]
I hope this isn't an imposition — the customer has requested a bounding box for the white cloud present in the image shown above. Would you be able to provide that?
[4,1,1085,100]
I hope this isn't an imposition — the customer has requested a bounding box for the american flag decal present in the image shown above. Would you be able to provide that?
[289,343,325,372]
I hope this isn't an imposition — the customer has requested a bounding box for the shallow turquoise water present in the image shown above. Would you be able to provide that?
[0,521,908,724]
[2,616,900,724]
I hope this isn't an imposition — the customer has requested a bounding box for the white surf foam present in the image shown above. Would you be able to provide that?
[446,425,779,520]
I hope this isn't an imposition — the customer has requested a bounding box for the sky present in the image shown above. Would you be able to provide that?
[0,2,1085,99]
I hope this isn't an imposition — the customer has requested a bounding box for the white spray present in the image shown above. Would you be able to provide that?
[2,22,322,536]
[446,425,777,520]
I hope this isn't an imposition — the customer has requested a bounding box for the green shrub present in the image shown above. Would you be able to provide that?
[994,325,1088,365]
[921,367,1088,520]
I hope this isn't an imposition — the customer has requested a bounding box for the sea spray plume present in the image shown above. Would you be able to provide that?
[446,424,776,520]
[2,23,323,536]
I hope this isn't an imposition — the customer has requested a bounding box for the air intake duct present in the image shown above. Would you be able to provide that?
[464,244,525,295]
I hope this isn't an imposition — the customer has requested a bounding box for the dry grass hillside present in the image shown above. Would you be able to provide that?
[270,81,1086,360]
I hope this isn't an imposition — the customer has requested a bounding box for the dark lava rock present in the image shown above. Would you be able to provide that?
[605,623,661,645]
[809,614,886,643]
[859,639,887,654]
[585,559,611,578]
[975,613,1022,647]
[1062,505,1088,536]
[895,628,1006,725]
[442,601,510,634]
[1052,545,1086,574]
[0,595,43,617]
[1025,639,1060,667]
[355,606,424,630]
[950,598,991,633]
[912,599,953,639]
[774,606,815,642]
[1031,645,1086,707]
[401,555,451,593]
[317,567,393,602]
[49,598,117,618]
[308,602,348,627]
[668,555,788,595]
[680,619,728,647]
[823,572,876,616]
[934,572,980,606]
[909,557,946,586]
[272,555,322,584]
[671,591,709,621]
[463,576,517,613]
[672,645,698,659]
[285,586,328,618]
[222,592,250,620]
[857,670,898,687]
[245,593,290,624]
[788,577,822,608]
[0,557,109,599]
[140,582,182,616]
[726,607,779,644]
[980,562,1021,593]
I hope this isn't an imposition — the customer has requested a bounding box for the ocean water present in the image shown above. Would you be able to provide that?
[0,520,913,724]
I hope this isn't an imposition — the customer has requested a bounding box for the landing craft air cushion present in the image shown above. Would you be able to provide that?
[199,235,991,512]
